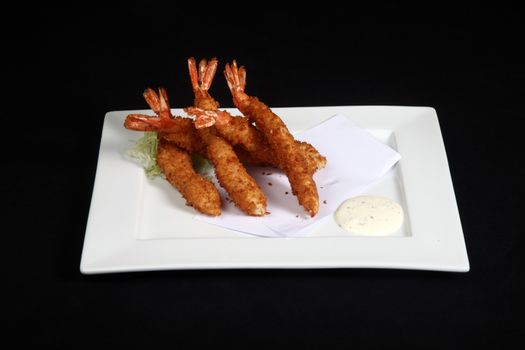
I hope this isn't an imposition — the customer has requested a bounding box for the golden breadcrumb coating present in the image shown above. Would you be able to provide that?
[156,140,221,216]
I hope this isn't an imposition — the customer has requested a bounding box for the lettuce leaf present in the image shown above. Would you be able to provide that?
[127,132,213,179]
[127,132,165,179]
[191,153,213,177]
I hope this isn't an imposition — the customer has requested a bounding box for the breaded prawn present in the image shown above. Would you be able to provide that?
[124,87,220,215]
[199,127,267,216]
[185,58,326,173]
[157,139,221,216]
[187,110,326,172]
[188,57,267,216]
[224,60,320,216]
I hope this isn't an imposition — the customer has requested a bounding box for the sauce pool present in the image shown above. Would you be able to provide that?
[335,196,404,236]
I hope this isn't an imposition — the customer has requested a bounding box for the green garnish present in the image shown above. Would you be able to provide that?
[191,153,213,177]
[127,132,164,179]
[128,132,213,179]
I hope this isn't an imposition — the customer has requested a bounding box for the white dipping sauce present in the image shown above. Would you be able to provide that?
[335,196,404,236]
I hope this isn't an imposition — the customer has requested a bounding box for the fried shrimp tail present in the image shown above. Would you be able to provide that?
[123,88,206,154]
[188,57,220,111]
[184,107,231,129]
[125,88,184,132]
[225,60,320,216]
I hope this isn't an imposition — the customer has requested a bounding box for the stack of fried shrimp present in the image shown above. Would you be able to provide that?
[124,58,326,217]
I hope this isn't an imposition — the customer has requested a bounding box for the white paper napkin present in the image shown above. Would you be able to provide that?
[195,114,401,237]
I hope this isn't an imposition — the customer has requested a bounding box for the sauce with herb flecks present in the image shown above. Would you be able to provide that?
[335,196,404,236]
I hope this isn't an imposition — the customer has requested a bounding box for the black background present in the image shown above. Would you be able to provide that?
[5,3,523,348]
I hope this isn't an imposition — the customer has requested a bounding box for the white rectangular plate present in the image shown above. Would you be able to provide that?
[80,106,469,273]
